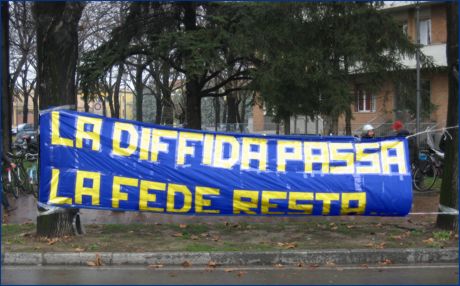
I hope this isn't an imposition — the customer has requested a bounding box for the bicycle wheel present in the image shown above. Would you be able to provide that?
[4,170,20,198]
[17,165,33,195]
[413,163,438,192]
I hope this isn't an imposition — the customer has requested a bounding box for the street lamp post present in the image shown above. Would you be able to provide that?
[415,3,421,146]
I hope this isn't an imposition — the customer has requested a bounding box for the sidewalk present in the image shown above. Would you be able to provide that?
[3,248,458,266]
[2,192,458,266]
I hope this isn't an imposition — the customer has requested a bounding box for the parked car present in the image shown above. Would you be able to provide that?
[12,123,34,135]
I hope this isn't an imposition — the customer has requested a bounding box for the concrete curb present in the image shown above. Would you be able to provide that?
[2,248,458,266]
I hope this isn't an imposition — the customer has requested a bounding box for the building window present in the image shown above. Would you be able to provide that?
[355,88,376,113]
[419,19,431,45]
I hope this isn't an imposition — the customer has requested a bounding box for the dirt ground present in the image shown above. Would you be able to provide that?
[1,193,458,253]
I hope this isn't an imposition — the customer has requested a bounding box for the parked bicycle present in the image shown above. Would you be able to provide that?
[2,160,21,199]
[412,133,444,193]
[4,151,38,198]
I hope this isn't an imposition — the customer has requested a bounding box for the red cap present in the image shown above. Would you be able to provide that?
[391,120,403,130]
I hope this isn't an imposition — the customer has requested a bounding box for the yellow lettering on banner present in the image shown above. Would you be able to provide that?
[139,128,152,160]
[48,168,72,205]
[261,191,286,214]
[139,180,165,212]
[150,129,178,162]
[51,112,73,147]
[241,138,268,171]
[277,140,302,172]
[112,122,139,157]
[329,143,354,174]
[166,184,192,213]
[75,116,102,151]
[304,142,329,173]
[75,170,101,206]
[315,193,340,215]
[213,135,240,169]
[355,143,381,174]
[288,192,314,214]
[202,134,214,165]
[112,176,138,208]
[233,190,259,214]
[195,186,220,214]
[341,192,366,215]
[381,141,407,174]
[177,132,204,165]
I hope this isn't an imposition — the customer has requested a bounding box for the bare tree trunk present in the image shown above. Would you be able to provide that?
[2,1,12,152]
[113,63,124,119]
[284,115,291,135]
[436,2,458,231]
[182,3,202,130]
[33,1,85,238]
[345,107,352,136]
[32,94,38,129]
[185,79,202,130]
[239,95,247,132]
[83,93,89,112]
[226,93,238,131]
[98,95,107,117]
[155,95,162,124]
[214,97,220,131]
[162,95,174,125]
[135,58,143,122]
[22,94,29,123]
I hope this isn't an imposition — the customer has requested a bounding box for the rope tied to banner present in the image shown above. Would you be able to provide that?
[405,125,458,140]
[409,203,459,216]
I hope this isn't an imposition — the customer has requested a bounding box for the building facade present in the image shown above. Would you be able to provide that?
[338,1,449,136]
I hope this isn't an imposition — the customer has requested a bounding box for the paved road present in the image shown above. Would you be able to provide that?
[2,264,458,285]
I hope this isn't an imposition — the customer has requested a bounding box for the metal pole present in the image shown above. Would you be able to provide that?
[415,3,421,146]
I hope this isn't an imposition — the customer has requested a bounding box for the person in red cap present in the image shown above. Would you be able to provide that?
[391,120,417,164]
[392,120,410,137]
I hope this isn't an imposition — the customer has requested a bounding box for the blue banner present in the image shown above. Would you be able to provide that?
[39,110,412,216]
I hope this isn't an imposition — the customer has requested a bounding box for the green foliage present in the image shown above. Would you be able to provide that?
[78,2,420,123]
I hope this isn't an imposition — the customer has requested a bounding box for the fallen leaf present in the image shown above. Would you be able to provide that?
[212,236,220,241]
[326,261,336,266]
[379,259,393,265]
[274,263,283,268]
[19,232,32,237]
[285,242,297,249]
[179,224,187,229]
[208,260,218,268]
[346,225,356,229]
[95,254,103,266]
[423,238,435,244]
[200,233,209,237]
[47,238,59,245]
[237,271,247,277]
[361,264,369,268]
[86,261,97,267]
[74,247,85,252]
[330,226,338,231]
[224,268,236,272]
[148,264,164,269]
[181,261,191,267]
[376,242,386,249]
[172,232,183,237]
[190,235,199,240]
[297,262,303,267]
